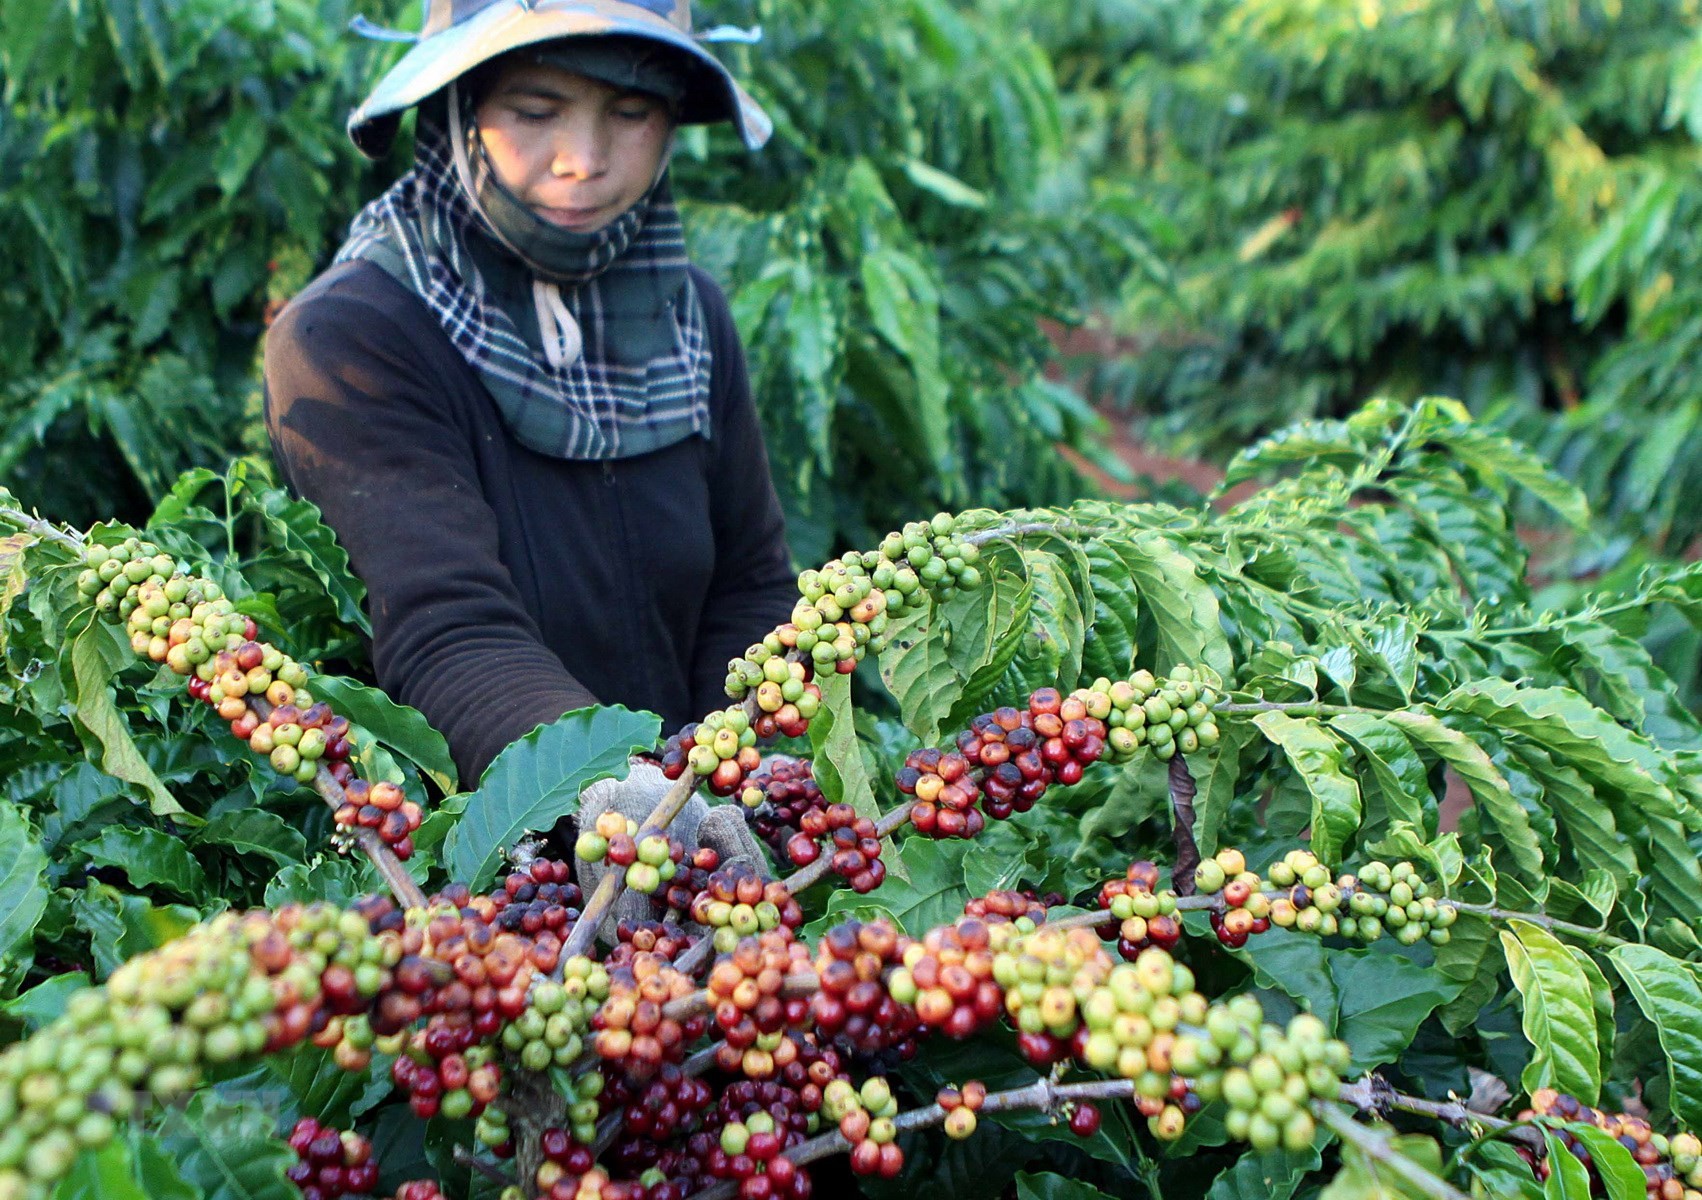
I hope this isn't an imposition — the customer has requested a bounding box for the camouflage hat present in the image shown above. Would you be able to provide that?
[348,0,772,158]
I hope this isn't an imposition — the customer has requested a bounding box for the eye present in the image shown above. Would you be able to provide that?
[614,102,658,122]
[510,106,555,124]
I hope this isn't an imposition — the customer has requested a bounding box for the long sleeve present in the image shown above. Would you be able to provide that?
[263,267,599,785]
[687,270,799,714]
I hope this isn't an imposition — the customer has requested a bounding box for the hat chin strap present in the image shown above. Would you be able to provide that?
[446,80,679,373]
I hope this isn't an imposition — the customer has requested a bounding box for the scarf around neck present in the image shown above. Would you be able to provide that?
[334,97,712,461]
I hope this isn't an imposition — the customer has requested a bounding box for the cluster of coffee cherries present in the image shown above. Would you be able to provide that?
[903,684,1117,839]
[593,953,708,1081]
[706,1111,805,1200]
[76,537,178,618]
[0,901,394,1200]
[963,888,1058,925]
[118,567,248,671]
[77,540,416,841]
[1518,1090,1702,1200]
[1176,1008,1348,1151]
[332,779,424,860]
[286,1118,381,1200]
[1199,850,1458,949]
[241,693,354,785]
[809,920,919,1061]
[936,1080,989,1139]
[685,861,804,954]
[723,651,821,742]
[1096,666,1221,761]
[724,515,985,706]
[821,1076,905,1178]
[706,930,814,1078]
[660,706,765,796]
[1328,858,1458,947]
[886,918,1007,1041]
[738,759,826,860]
[785,804,886,893]
[1098,861,1184,959]
[576,812,684,895]
[499,962,608,1072]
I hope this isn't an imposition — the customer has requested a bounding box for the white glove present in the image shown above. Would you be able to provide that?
[575,759,768,940]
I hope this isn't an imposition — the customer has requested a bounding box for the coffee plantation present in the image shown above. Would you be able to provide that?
[0,399,1700,1200]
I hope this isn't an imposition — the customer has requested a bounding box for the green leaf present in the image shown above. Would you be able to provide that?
[52,1141,150,1200]
[308,675,457,794]
[1111,531,1233,678]
[1545,623,1702,751]
[1079,538,1141,682]
[1607,944,1702,1128]
[1502,920,1601,1103]
[127,1129,202,1200]
[808,838,970,936]
[69,621,183,816]
[444,706,661,891]
[1564,1125,1647,1200]
[810,673,903,881]
[1329,946,1463,1071]
[1014,1173,1117,1200]
[1511,746,1637,888]
[192,810,308,868]
[860,246,948,470]
[1567,945,1616,1085]
[1386,711,1543,883]
[3,972,89,1032]
[1193,720,1259,856]
[245,487,369,634]
[155,1091,298,1200]
[900,157,989,208]
[1206,1145,1323,1200]
[77,825,209,899]
[1542,1129,1594,1200]
[262,1045,393,1128]
[1011,549,1084,694]
[1251,712,1361,863]
[1331,714,1429,840]
[1442,425,1590,529]
[1437,680,1686,825]
[70,885,201,979]
[0,801,49,960]
[941,572,1037,729]
[878,606,961,743]
[1319,1126,1449,1200]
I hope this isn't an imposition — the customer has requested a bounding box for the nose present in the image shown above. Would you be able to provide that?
[550,113,610,180]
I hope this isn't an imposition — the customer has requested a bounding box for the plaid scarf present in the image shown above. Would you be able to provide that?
[335,100,712,460]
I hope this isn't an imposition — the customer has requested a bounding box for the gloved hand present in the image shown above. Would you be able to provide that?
[575,758,768,940]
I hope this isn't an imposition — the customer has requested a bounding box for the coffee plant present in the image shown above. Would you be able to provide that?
[1,398,1702,1200]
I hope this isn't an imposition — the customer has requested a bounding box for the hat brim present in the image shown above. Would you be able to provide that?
[348,2,772,158]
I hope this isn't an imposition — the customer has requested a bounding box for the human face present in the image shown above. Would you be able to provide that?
[474,59,673,234]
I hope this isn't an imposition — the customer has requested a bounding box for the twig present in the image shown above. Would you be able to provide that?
[1314,1103,1472,1200]
[1169,755,1200,897]
[1451,904,1627,947]
[681,1075,1137,1200]
[560,769,703,962]
[661,970,821,1024]
[248,695,427,909]
[452,1145,512,1186]
[0,505,86,552]
[781,804,913,896]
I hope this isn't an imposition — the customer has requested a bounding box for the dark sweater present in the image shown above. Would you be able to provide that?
[263,259,797,785]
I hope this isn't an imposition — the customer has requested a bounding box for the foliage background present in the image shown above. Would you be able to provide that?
[1043,0,1702,551]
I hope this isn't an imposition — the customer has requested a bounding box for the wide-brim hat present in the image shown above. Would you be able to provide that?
[348,0,773,158]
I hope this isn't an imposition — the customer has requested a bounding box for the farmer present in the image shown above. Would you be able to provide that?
[263,0,792,868]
